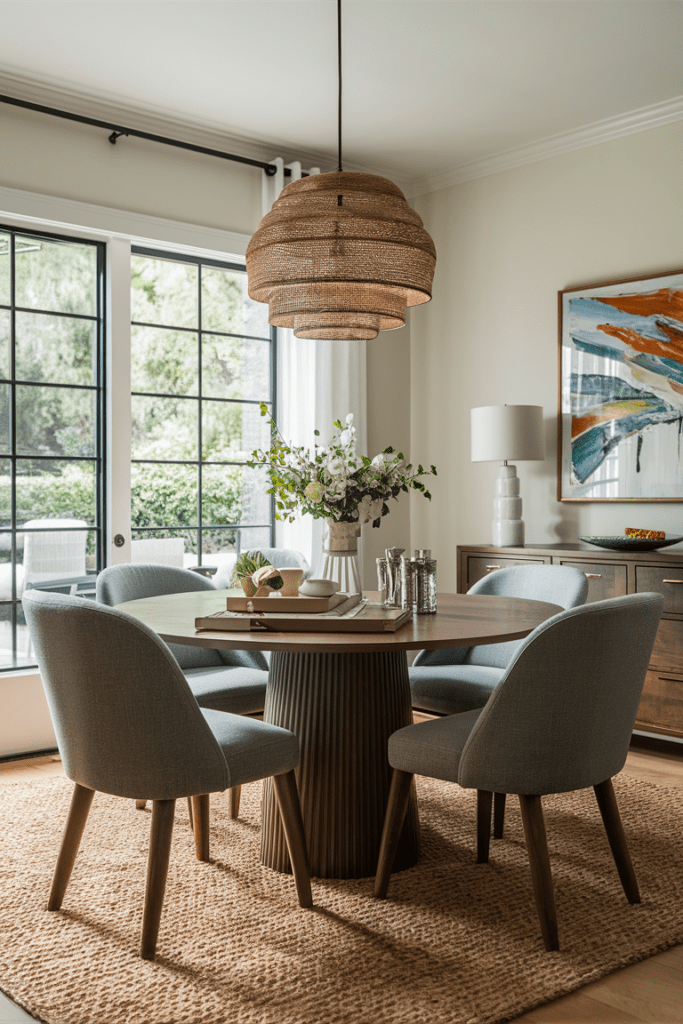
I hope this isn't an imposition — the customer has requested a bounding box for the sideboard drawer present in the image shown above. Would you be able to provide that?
[636,565,683,613]
[557,560,627,603]
[636,669,683,737]
[647,619,683,674]
[457,544,683,741]
[466,555,546,590]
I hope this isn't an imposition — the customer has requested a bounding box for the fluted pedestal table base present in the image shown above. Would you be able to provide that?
[261,650,420,879]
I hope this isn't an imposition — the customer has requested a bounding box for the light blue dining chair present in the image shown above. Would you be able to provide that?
[97,563,269,819]
[22,590,312,960]
[376,593,664,951]
[410,564,590,839]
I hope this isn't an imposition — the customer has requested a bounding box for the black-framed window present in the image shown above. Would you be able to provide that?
[0,225,106,671]
[130,247,275,568]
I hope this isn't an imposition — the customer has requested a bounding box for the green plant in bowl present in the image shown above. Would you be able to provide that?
[233,551,284,597]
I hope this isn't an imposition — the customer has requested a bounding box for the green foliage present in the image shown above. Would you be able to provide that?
[131,463,243,554]
[3,464,95,524]
[248,404,437,529]
[233,550,283,589]
[1,235,99,461]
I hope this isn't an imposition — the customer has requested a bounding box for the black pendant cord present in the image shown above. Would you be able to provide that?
[337,0,343,173]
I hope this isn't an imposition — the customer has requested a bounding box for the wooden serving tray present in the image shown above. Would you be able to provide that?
[224,589,350,613]
[195,601,413,633]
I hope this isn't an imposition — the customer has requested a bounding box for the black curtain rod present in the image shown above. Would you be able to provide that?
[0,92,287,176]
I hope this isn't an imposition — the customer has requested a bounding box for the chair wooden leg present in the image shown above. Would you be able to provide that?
[493,792,506,839]
[141,798,176,960]
[272,770,313,908]
[191,794,210,862]
[228,785,242,819]
[135,799,147,810]
[519,794,559,952]
[476,790,493,863]
[186,796,194,830]
[373,769,414,898]
[48,783,95,911]
[594,778,640,904]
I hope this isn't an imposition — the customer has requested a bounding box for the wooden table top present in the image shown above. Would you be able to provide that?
[116,590,562,655]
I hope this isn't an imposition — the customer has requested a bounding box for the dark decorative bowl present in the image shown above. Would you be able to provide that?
[580,535,683,552]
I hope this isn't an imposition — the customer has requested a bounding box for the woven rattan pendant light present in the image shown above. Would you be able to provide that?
[246,1,436,341]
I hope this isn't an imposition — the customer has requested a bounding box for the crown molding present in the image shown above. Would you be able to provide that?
[404,94,683,199]
[6,67,675,203]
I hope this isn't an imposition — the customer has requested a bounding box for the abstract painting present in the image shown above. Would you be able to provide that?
[559,269,683,501]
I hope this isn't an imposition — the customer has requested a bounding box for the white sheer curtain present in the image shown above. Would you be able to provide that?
[262,159,368,573]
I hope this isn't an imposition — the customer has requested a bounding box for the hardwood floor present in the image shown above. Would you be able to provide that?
[0,744,682,1023]
[513,742,683,1024]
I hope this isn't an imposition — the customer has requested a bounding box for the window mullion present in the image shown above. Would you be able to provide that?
[107,237,132,566]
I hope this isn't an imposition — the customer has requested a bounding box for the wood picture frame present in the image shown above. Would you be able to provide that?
[558,268,683,502]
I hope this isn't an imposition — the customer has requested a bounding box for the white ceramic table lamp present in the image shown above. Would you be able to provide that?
[471,405,545,547]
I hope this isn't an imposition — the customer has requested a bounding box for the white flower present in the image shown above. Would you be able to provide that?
[340,429,352,446]
[345,413,354,425]
[370,454,386,472]
[357,495,384,524]
[326,456,345,475]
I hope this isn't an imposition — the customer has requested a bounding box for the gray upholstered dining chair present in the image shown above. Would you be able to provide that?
[376,593,664,951]
[410,564,590,839]
[97,563,269,819]
[22,589,312,961]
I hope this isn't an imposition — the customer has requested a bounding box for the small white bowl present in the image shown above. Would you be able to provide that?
[299,578,341,597]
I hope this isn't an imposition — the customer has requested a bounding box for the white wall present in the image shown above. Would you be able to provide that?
[0,675,56,758]
[0,101,262,235]
[363,325,413,584]
[410,122,683,591]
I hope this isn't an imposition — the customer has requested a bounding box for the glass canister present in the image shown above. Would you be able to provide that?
[414,554,437,614]
[400,556,416,610]
[376,557,387,601]
[383,547,404,608]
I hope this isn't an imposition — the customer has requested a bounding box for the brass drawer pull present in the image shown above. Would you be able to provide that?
[485,565,501,571]
[662,579,683,584]
[585,573,602,579]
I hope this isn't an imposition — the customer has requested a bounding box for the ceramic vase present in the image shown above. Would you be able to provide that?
[239,577,258,598]
[317,520,363,593]
[324,520,360,552]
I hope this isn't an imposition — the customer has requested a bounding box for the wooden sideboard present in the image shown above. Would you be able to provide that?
[457,543,683,742]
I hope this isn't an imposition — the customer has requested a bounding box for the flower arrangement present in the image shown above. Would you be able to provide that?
[248,404,437,528]
[233,550,284,596]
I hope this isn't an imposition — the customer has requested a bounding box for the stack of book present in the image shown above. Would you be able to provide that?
[195,591,412,633]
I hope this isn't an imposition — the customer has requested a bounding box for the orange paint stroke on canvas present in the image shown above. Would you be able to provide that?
[571,400,651,440]
[598,288,683,322]
[598,323,683,365]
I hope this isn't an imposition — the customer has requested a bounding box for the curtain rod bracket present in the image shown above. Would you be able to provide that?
[108,131,128,145]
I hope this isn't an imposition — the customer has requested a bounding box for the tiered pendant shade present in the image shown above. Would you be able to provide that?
[246,171,436,340]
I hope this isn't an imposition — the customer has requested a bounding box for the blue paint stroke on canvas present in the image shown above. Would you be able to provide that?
[567,287,683,486]
[570,375,679,484]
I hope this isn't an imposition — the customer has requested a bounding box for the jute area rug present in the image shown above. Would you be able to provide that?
[0,774,682,1024]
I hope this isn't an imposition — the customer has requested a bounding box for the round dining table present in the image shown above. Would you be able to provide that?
[116,589,561,880]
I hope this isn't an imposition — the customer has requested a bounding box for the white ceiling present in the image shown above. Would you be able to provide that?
[1,1,682,194]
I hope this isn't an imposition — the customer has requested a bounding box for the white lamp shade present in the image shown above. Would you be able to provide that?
[471,405,545,463]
